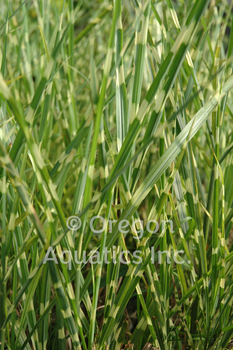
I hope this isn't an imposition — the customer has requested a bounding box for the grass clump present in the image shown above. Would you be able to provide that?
[1,0,233,349]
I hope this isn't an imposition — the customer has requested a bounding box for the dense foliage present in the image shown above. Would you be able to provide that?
[1,0,233,349]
